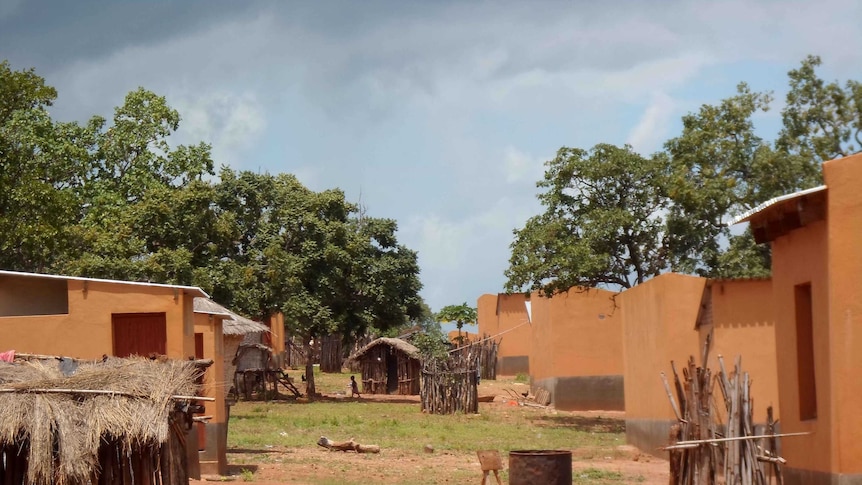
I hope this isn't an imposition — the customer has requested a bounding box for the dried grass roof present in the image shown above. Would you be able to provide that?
[348,337,421,362]
[0,357,203,485]
[194,297,271,336]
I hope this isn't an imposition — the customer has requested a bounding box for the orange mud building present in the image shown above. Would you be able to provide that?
[732,152,862,484]
[619,273,779,455]
[478,288,625,411]
[0,270,231,476]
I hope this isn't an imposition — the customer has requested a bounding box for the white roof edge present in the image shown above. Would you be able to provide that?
[0,269,210,298]
[729,185,827,226]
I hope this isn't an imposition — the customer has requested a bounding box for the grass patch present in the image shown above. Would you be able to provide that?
[226,374,631,484]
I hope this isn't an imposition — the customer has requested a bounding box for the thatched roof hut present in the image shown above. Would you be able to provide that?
[347,338,421,395]
[0,356,205,485]
[193,297,270,393]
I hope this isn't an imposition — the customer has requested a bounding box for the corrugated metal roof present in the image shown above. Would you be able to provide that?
[729,185,827,225]
[0,269,209,298]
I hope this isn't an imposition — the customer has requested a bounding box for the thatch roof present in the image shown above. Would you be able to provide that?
[194,297,271,336]
[0,357,203,485]
[348,337,421,362]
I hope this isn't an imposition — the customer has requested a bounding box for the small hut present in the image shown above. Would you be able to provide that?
[193,298,270,391]
[347,337,421,395]
[0,355,206,485]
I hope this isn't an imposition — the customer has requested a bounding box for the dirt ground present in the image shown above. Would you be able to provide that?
[191,379,670,484]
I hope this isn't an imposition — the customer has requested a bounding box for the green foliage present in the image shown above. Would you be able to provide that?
[436,303,477,331]
[506,144,668,294]
[779,55,862,163]
[0,61,423,398]
[239,468,254,482]
[664,83,817,276]
[507,55,855,295]
[412,328,450,359]
[0,61,93,272]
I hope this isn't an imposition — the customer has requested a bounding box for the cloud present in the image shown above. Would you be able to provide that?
[400,196,540,310]
[503,146,547,185]
[626,92,676,154]
[0,0,23,20]
[6,0,862,312]
[172,91,266,165]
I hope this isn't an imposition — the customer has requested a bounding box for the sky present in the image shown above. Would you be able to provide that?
[2,0,862,312]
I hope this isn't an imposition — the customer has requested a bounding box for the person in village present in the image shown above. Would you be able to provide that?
[350,375,361,398]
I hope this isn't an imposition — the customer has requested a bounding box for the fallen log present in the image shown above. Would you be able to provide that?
[317,436,381,453]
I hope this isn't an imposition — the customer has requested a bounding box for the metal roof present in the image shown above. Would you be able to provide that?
[729,185,827,225]
[0,269,209,298]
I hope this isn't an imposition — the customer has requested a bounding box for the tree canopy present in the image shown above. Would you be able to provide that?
[0,60,424,395]
[507,56,858,296]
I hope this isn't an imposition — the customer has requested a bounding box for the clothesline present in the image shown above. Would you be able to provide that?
[448,318,530,353]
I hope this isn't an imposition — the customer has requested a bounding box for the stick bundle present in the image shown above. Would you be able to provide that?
[664,336,787,484]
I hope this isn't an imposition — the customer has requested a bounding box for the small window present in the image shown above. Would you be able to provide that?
[794,283,817,421]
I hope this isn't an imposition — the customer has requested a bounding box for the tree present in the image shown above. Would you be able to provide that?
[0,61,95,272]
[436,303,478,346]
[664,83,820,277]
[207,170,423,396]
[505,143,669,295]
[54,89,216,282]
[778,55,862,163]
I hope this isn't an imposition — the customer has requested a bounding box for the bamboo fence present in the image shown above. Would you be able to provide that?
[664,336,789,484]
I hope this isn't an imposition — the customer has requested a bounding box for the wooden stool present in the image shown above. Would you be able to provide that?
[476,450,503,485]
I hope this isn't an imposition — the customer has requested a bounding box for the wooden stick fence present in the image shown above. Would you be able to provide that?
[449,334,499,380]
[420,354,478,414]
[665,335,792,484]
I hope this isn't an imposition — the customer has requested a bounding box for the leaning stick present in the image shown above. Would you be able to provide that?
[0,388,216,401]
[663,431,810,449]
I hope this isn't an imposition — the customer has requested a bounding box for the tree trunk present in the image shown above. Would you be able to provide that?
[304,339,316,397]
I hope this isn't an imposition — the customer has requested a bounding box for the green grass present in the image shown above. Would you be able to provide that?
[226,373,639,484]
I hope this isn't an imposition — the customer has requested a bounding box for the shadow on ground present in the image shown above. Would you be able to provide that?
[529,415,626,433]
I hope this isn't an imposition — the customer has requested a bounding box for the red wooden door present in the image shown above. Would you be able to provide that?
[112,313,167,357]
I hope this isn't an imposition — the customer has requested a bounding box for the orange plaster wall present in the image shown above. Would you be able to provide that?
[702,279,779,423]
[477,294,498,337]
[193,314,227,422]
[620,273,705,421]
[0,277,196,360]
[823,153,862,474]
[269,313,285,354]
[496,293,532,358]
[771,219,831,474]
[530,288,620,382]
[447,330,479,344]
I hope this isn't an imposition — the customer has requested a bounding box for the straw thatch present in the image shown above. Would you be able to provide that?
[193,297,270,336]
[0,357,204,485]
[347,337,420,362]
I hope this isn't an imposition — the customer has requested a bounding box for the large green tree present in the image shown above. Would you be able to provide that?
[507,56,854,295]
[206,169,423,395]
[778,55,862,163]
[506,144,669,294]
[0,61,95,272]
[0,62,424,397]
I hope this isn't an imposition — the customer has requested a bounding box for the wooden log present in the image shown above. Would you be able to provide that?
[317,436,381,453]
